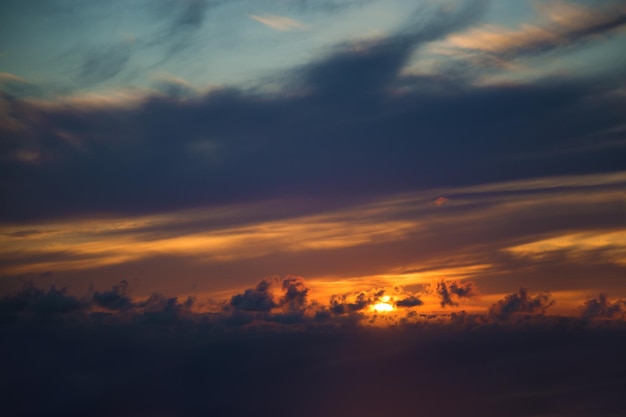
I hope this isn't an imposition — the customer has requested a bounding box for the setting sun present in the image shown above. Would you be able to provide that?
[372,296,394,313]
[372,303,394,312]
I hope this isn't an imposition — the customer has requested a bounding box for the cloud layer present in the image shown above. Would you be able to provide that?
[2,0,624,223]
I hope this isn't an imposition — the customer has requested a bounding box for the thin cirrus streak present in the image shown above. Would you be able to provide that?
[249,14,310,31]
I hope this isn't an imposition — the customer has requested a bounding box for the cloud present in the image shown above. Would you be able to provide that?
[0,0,625,301]
[581,293,626,320]
[176,0,211,29]
[329,292,372,315]
[92,280,134,311]
[79,43,132,85]
[1,171,624,298]
[505,230,626,267]
[249,14,310,31]
[489,288,555,320]
[1,0,624,226]
[281,275,309,312]
[297,0,488,97]
[0,281,84,316]
[229,275,312,317]
[444,1,626,58]
[230,278,278,312]
[434,279,478,307]
[395,295,423,308]
[3,309,626,417]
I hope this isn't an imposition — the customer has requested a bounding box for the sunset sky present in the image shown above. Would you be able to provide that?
[1,0,626,315]
[3,2,626,416]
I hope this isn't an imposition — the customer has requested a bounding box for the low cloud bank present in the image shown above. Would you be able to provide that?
[1,276,623,330]
[488,287,555,321]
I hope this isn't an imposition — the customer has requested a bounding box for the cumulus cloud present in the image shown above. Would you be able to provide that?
[281,275,309,312]
[329,292,372,315]
[230,279,278,312]
[229,275,313,317]
[0,282,84,316]
[489,288,555,320]
[581,293,626,320]
[0,279,201,326]
[92,280,133,311]
[434,280,478,307]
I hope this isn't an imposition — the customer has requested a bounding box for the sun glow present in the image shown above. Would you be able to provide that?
[372,296,394,313]
[372,302,394,312]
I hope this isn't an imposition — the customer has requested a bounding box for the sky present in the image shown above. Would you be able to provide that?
[1,0,626,313]
[2,1,626,416]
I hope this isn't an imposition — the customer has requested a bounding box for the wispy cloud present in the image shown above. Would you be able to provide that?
[442,1,626,57]
[249,14,310,31]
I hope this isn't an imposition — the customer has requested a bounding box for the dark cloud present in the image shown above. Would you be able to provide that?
[2,306,626,417]
[92,280,133,311]
[0,281,83,316]
[229,276,313,320]
[298,0,488,98]
[280,275,309,312]
[230,278,278,312]
[489,288,555,321]
[581,293,626,320]
[1,2,624,223]
[0,280,199,326]
[395,295,423,308]
[435,280,478,307]
[329,292,372,315]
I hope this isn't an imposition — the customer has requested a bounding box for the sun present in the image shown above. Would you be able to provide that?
[372,295,394,313]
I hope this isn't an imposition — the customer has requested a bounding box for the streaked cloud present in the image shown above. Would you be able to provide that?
[249,14,310,31]
[443,1,626,56]
[2,171,624,309]
[505,230,626,266]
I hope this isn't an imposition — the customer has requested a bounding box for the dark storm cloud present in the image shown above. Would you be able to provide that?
[435,279,478,307]
[581,293,626,320]
[488,288,555,321]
